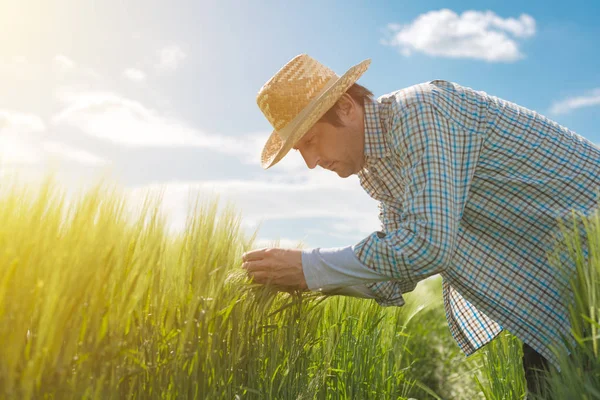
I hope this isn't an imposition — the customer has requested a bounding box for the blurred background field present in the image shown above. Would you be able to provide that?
[0,173,596,399]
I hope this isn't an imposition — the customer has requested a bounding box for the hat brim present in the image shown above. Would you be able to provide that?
[260,58,371,170]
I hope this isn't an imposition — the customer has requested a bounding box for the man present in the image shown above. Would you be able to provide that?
[241,54,600,396]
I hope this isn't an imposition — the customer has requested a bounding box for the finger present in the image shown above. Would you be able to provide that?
[242,248,268,262]
[249,270,291,287]
[248,270,273,284]
[242,260,269,272]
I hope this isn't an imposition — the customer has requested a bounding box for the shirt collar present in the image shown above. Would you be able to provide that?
[362,97,392,164]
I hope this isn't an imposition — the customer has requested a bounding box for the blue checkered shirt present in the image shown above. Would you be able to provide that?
[308,80,600,367]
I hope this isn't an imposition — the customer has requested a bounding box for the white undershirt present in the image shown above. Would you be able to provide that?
[301,245,391,299]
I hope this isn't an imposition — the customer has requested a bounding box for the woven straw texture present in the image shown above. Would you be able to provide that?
[257,54,371,169]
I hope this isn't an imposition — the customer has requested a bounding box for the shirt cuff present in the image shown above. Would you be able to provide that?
[301,245,388,292]
[325,284,376,299]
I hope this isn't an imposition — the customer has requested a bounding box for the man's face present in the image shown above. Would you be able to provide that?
[292,95,365,178]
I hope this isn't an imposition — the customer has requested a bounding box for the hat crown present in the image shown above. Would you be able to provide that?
[256,54,338,131]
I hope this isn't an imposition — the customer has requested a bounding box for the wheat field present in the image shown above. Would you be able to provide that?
[0,173,596,399]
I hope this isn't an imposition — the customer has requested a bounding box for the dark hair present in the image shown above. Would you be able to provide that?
[318,83,374,127]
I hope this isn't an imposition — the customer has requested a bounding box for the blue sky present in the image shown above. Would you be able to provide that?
[0,0,598,250]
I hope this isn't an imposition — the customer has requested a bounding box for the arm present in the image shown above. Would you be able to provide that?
[303,102,478,305]
[301,245,381,298]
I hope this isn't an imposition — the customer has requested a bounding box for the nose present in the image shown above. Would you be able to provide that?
[300,149,320,169]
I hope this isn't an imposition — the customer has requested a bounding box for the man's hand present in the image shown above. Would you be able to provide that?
[241,248,308,290]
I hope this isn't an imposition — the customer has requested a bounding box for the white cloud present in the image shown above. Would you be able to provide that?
[0,109,107,167]
[125,167,381,243]
[51,54,102,86]
[0,110,45,132]
[157,45,186,71]
[382,9,536,62]
[550,88,600,115]
[1,52,381,251]
[123,68,146,83]
[0,134,42,165]
[42,141,108,166]
[53,91,214,146]
[52,89,268,164]
[0,56,38,79]
[54,55,75,71]
[0,110,46,164]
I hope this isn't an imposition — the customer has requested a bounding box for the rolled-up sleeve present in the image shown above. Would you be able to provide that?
[354,102,476,306]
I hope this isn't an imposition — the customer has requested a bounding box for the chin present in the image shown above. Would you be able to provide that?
[336,169,352,178]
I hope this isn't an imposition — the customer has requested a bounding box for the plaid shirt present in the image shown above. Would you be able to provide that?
[352,80,600,366]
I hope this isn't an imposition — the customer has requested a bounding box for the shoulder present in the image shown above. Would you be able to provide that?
[376,80,465,118]
[375,80,458,127]
[379,80,486,106]
[377,81,437,110]
[378,80,493,132]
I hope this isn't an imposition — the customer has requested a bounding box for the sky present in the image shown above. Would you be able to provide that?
[0,0,598,251]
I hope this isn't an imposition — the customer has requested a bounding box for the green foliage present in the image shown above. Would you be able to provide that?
[473,333,526,400]
[538,207,600,399]
[0,174,477,399]
[3,172,597,399]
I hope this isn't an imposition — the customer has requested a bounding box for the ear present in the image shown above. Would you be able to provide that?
[338,94,361,125]
[337,93,354,117]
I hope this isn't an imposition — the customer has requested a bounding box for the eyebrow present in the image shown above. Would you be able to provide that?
[294,132,315,150]
[292,137,305,151]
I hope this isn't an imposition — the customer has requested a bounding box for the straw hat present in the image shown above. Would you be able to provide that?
[257,54,371,169]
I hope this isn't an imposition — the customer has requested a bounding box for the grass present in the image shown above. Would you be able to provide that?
[473,333,525,400]
[0,172,597,399]
[535,207,600,399]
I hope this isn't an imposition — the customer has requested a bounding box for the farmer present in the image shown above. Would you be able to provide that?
[241,54,600,396]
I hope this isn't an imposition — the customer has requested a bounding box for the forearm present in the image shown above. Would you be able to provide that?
[301,245,388,292]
